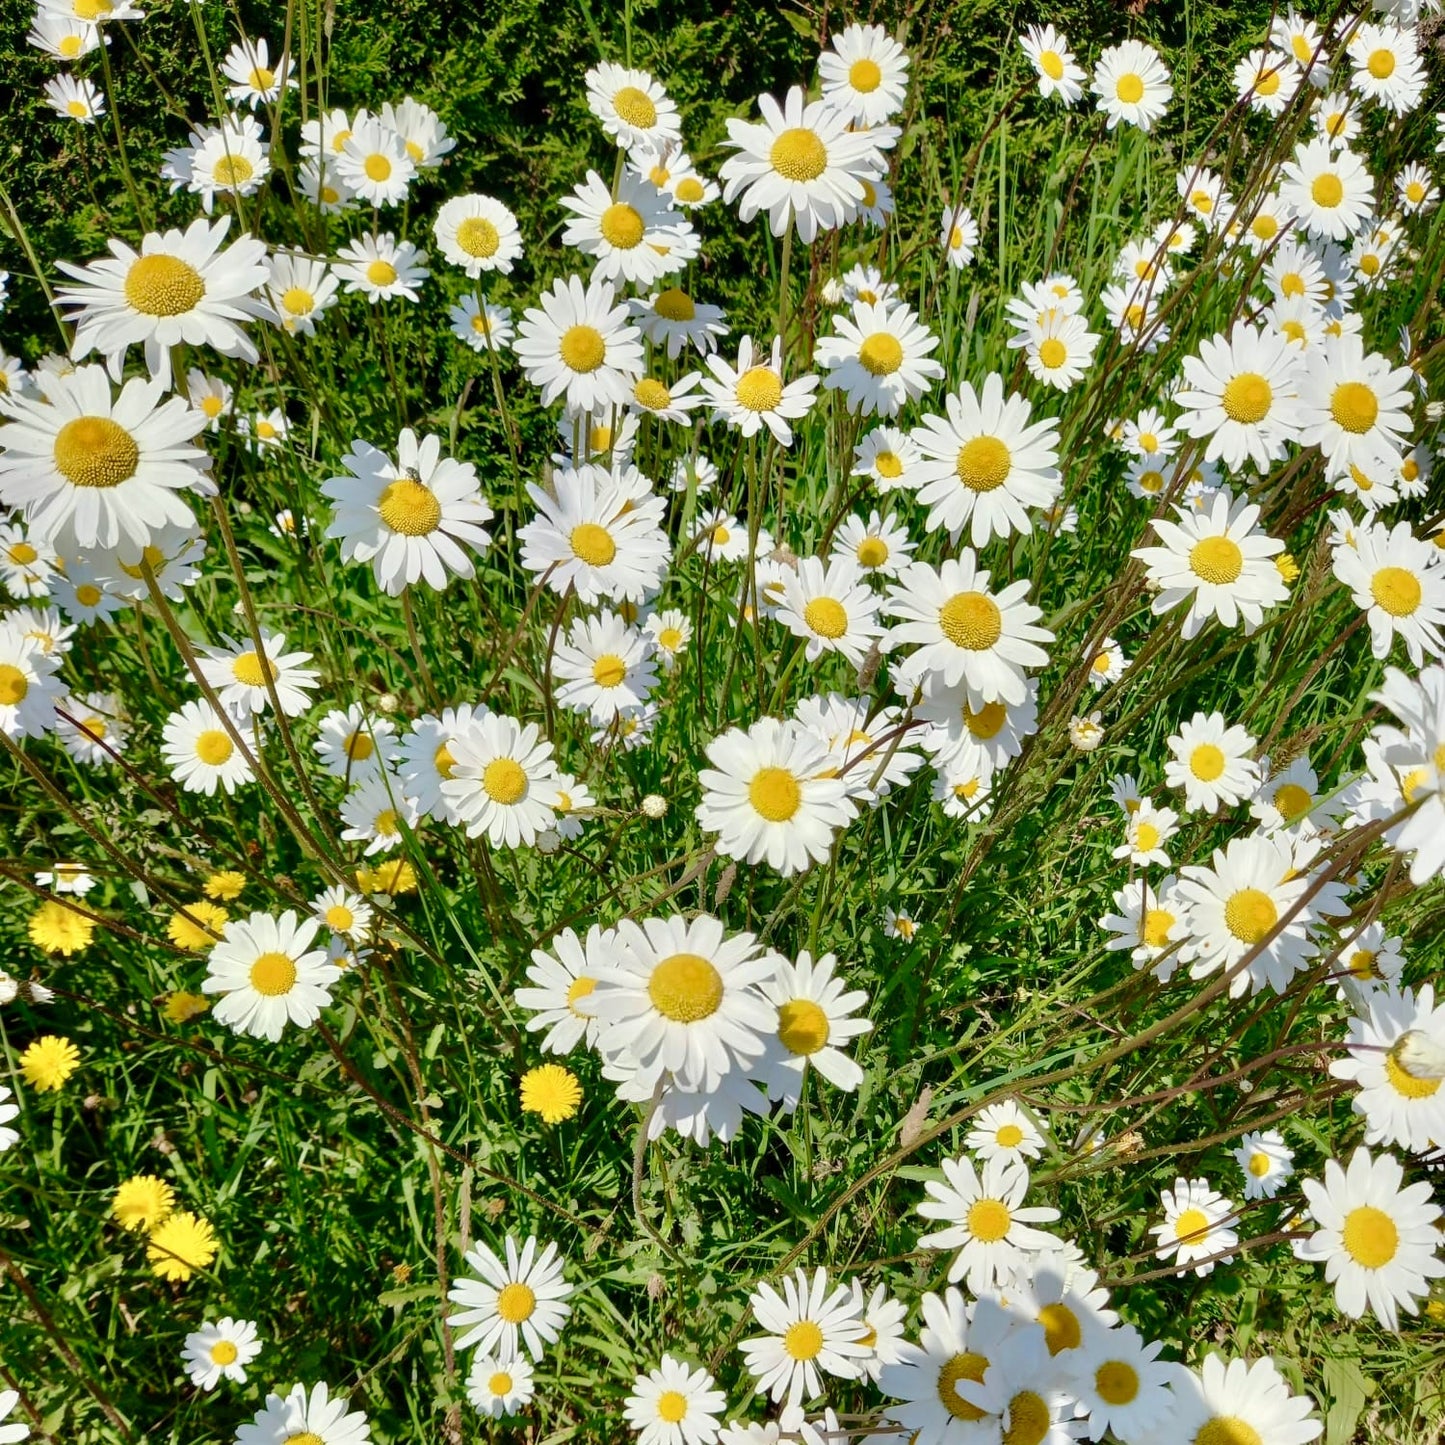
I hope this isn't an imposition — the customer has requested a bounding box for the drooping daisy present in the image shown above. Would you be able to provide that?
[755,949,873,1109]
[775,555,884,667]
[696,716,856,875]
[235,1382,370,1445]
[448,1235,573,1362]
[202,909,340,1043]
[552,610,659,723]
[814,300,943,418]
[719,85,885,242]
[0,364,210,553]
[586,63,682,151]
[1279,138,1375,240]
[198,628,318,719]
[1092,40,1173,131]
[380,97,454,169]
[263,250,339,337]
[27,11,103,60]
[740,1267,869,1425]
[323,428,493,595]
[701,335,818,447]
[333,233,429,303]
[161,700,255,795]
[440,713,560,849]
[1164,711,1260,813]
[1150,1177,1239,1276]
[1133,487,1287,639]
[1172,323,1302,472]
[432,194,522,277]
[1332,519,1445,665]
[629,287,728,359]
[1020,24,1087,104]
[1234,1129,1296,1200]
[182,1318,262,1391]
[466,1353,535,1420]
[515,273,645,414]
[916,1154,1061,1292]
[1293,1146,1444,1328]
[913,675,1038,783]
[910,373,1061,546]
[885,552,1053,704]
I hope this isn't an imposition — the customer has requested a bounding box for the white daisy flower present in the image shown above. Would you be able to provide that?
[755,949,872,1108]
[913,675,1038,783]
[333,233,429,303]
[1101,875,1191,977]
[1171,1354,1322,1445]
[814,299,944,418]
[1019,308,1100,391]
[380,97,454,168]
[311,884,374,946]
[629,286,729,359]
[236,1382,370,1445]
[440,713,559,849]
[553,609,659,723]
[965,1099,1047,1165]
[182,1317,262,1391]
[161,700,254,795]
[701,334,818,447]
[55,690,128,763]
[817,23,909,125]
[27,12,105,60]
[1346,21,1427,116]
[586,63,682,151]
[433,194,522,277]
[940,202,979,268]
[197,628,319,719]
[449,296,514,353]
[202,909,340,1043]
[448,1234,573,1362]
[1066,1323,1177,1442]
[624,1355,728,1445]
[1233,1129,1296,1200]
[466,1353,534,1420]
[339,773,418,856]
[794,691,923,805]
[1092,39,1173,131]
[1164,711,1260,813]
[1297,333,1414,473]
[1279,138,1375,240]
[0,631,62,740]
[313,703,399,783]
[514,273,645,414]
[335,114,415,206]
[1020,24,1087,104]
[775,555,884,667]
[186,369,232,431]
[221,37,295,109]
[828,509,914,578]
[163,114,272,214]
[561,169,687,287]
[1332,518,1445,665]
[263,250,338,337]
[1150,1177,1239,1276]
[43,73,104,123]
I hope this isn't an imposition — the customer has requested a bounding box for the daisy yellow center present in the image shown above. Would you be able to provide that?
[456,216,500,257]
[1189,743,1226,781]
[67,99,88,117]
[81,715,106,738]
[249,951,297,997]
[1133,821,1160,852]
[1143,908,1176,948]
[656,1390,689,1423]
[1325,111,1347,137]
[771,127,828,181]
[325,904,355,931]
[559,324,607,373]
[281,286,315,316]
[482,758,528,805]
[634,377,672,409]
[1248,1151,1272,1177]
[0,664,27,705]
[783,1319,824,1360]
[571,522,616,566]
[1252,213,1279,240]
[648,953,723,1022]
[1037,1301,1080,1355]
[857,537,889,568]
[366,260,398,287]
[1273,783,1311,818]
[495,1281,536,1322]
[76,582,102,606]
[777,998,830,1055]
[613,86,657,128]
[874,450,903,478]
[653,287,696,322]
[8,542,37,564]
[1360,254,1380,277]
[938,1352,989,1421]
[200,394,224,417]
[658,626,683,650]
[1115,72,1145,104]
[378,478,442,536]
[1349,949,1379,980]
[1192,190,1214,213]
[1196,1419,1263,1445]
[849,57,883,92]
[1138,469,1164,493]
[1311,172,1343,208]
[1174,1206,1211,1241]
[364,153,393,182]
[1038,337,1067,369]
[374,809,398,835]
[736,367,783,412]
[749,766,801,822]
[1003,1390,1051,1445]
[232,651,277,687]
[125,254,205,317]
[949,226,966,248]
[1092,653,1112,674]
[1330,381,1379,433]
[345,731,374,761]
[967,1197,1012,1242]
[804,596,849,638]
[210,1339,239,1365]
[1189,535,1244,585]
[600,202,645,249]
[1221,372,1272,424]
[1385,1047,1441,1101]
[675,177,704,203]
[285,1434,324,1445]
[1370,566,1421,618]
[53,416,140,489]
[488,1372,513,1396]
[566,976,596,1014]
[433,742,456,778]
[1095,1360,1139,1405]
[592,653,627,688]
[1224,887,1277,944]
[59,34,82,56]
[955,435,1011,491]
[1282,319,1307,343]
[1367,49,1395,79]
[1039,50,1065,80]
[965,700,1007,738]
[211,154,255,186]
[995,1123,1024,1147]
[940,591,1003,650]
[249,65,276,90]
[195,730,233,765]
[1405,181,1426,204]
[1341,1205,1398,1268]
[859,332,904,376]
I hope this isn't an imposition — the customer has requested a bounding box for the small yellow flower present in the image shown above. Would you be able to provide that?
[112,1175,176,1233]
[167,901,228,951]
[162,990,212,1024]
[19,1035,80,1091]
[146,1211,218,1282]
[1274,552,1300,585]
[1427,1299,1445,1323]
[28,898,95,956]
[358,859,418,896]
[202,870,246,902]
[519,1063,582,1124]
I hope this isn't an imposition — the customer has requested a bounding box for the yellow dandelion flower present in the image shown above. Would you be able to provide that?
[28,898,96,956]
[162,990,212,1023]
[519,1063,582,1124]
[112,1174,176,1233]
[147,1211,218,1282]
[358,858,418,896]
[167,901,228,951]
[1275,551,1300,585]
[202,870,246,901]
[19,1035,80,1091]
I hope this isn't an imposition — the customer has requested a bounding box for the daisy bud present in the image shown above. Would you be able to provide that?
[376,692,400,714]
[641,794,667,818]
[1394,1030,1445,1081]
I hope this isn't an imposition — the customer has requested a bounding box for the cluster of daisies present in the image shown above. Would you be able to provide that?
[2,1,1445,1443]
